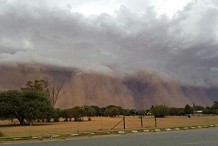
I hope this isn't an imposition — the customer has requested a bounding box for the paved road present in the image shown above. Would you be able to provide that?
[5,128,218,146]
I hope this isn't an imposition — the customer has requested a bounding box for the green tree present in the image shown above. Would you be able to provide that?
[193,105,204,111]
[151,105,169,118]
[203,107,213,114]
[129,109,138,116]
[0,90,53,125]
[23,80,47,91]
[90,105,101,116]
[169,108,185,116]
[138,110,146,116]
[212,101,218,109]
[85,106,96,121]
[0,90,21,121]
[61,109,72,121]
[184,104,193,115]
[203,101,218,115]
[71,107,86,121]
[99,107,106,116]
[52,108,62,122]
[150,105,169,127]
[22,90,53,123]
[104,106,120,117]
[22,78,64,107]
[123,109,131,116]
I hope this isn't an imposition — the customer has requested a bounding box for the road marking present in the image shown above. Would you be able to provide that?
[51,135,60,138]
[118,131,125,134]
[71,134,79,136]
[183,127,188,130]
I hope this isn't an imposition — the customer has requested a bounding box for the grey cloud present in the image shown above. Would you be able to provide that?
[0,0,218,86]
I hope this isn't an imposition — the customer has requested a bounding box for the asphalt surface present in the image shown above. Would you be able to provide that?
[5,127,218,146]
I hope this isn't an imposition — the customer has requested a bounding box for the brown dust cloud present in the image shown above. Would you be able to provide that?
[0,63,216,109]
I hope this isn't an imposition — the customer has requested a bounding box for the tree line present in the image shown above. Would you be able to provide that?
[1,79,218,125]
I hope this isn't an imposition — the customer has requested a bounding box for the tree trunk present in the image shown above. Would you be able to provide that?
[18,117,25,125]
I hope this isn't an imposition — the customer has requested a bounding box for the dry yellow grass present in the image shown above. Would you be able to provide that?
[1,116,218,137]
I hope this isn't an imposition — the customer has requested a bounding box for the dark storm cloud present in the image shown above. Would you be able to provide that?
[0,0,218,86]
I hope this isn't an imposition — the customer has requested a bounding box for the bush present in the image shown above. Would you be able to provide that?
[71,107,86,121]
[184,104,193,115]
[169,108,185,116]
[104,106,120,117]
[151,105,169,118]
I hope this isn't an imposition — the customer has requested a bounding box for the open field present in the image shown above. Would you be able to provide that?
[1,116,218,137]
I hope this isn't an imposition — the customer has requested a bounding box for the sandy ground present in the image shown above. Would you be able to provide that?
[1,116,218,137]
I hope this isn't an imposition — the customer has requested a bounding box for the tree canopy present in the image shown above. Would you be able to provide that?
[184,104,193,115]
[22,78,64,107]
[151,105,169,118]
[0,89,53,125]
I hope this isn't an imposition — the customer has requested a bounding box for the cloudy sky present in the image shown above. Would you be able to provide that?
[0,0,218,86]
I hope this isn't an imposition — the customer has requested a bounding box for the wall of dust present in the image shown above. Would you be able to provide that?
[0,63,216,109]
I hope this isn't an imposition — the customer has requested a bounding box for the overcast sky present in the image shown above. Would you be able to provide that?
[0,0,218,86]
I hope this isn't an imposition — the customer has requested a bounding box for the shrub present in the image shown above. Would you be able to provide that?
[184,104,193,115]
[151,105,169,118]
